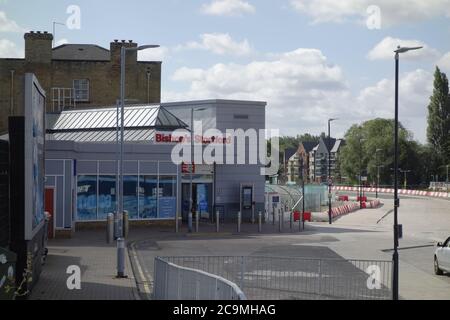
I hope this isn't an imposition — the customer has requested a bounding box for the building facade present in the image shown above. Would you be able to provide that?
[309,137,345,184]
[0,31,162,133]
[44,100,267,237]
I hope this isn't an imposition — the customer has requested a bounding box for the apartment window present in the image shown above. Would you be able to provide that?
[73,79,90,102]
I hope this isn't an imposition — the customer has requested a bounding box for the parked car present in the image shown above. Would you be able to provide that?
[434,237,450,275]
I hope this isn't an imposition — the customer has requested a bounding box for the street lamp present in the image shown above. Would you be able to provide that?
[328,118,338,224]
[118,44,159,278]
[375,149,383,199]
[392,45,422,300]
[188,107,207,232]
[358,136,366,209]
[52,22,65,48]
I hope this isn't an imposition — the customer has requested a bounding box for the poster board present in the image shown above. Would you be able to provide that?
[24,73,46,240]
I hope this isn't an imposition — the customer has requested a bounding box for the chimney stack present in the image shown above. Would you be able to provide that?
[24,31,53,63]
[110,39,138,66]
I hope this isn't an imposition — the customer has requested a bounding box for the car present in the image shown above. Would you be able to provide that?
[434,237,450,275]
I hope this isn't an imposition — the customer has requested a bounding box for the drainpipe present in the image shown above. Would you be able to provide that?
[10,70,15,115]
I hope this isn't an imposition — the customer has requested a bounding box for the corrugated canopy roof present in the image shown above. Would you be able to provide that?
[46,104,188,143]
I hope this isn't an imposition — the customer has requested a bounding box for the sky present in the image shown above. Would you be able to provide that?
[1,0,449,143]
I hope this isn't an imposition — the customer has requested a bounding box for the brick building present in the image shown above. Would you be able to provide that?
[0,31,161,133]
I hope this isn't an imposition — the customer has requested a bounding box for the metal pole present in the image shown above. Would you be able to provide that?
[195,211,199,233]
[107,213,114,244]
[216,211,220,233]
[117,46,126,278]
[258,211,262,233]
[272,204,275,225]
[393,52,400,301]
[359,138,362,209]
[188,211,193,233]
[278,209,282,232]
[328,120,332,224]
[237,211,241,233]
[301,157,305,231]
[117,238,126,278]
[189,108,194,227]
[290,208,293,230]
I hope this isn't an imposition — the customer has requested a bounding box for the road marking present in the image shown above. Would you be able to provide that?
[129,243,151,295]
[381,244,435,252]
[377,209,394,224]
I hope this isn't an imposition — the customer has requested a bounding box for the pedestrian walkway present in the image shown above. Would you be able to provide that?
[30,231,139,300]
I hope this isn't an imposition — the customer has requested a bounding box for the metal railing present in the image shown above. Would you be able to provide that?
[154,257,247,300]
[158,256,393,300]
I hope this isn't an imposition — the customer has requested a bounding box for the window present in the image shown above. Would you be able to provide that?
[73,79,90,102]
[77,175,97,221]
[159,176,177,219]
[98,176,116,219]
[139,175,157,219]
[124,176,138,219]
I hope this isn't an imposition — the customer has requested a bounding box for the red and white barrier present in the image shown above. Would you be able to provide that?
[326,202,360,219]
[332,186,449,199]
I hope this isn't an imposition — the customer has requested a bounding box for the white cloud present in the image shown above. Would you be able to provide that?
[164,48,351,137]
[368,37,440,61]
[138,46,169,62]
[357,69,433,142]
[290,0,450,27]
[176,33,253,56]
[0,11,25,32]
[164,49,434,142]
[201,0,255,16]
[437,52,450,72]
[0,39,23,58]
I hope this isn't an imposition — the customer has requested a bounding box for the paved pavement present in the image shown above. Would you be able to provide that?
[29,231,139,300]
[29,193,450,300]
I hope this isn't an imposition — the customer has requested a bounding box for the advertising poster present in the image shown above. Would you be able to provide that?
[24,73,46,240]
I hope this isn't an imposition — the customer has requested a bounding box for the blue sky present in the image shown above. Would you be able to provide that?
[1,0,450,142]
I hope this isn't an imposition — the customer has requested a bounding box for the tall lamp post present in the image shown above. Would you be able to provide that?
[328,118,338,224]
[375,148,383,199]
[118,44,159,278]
[393,45,422,300]
[358,136,366,208]
[188,107,207,232]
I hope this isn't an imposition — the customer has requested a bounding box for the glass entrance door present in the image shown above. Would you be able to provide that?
[181,183,213,221]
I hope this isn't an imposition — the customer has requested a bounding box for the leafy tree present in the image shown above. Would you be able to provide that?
[339,119,423,187]
[427,67,450,167]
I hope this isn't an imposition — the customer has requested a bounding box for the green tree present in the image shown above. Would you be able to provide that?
[427,67,450,167]
[339,119,423,187]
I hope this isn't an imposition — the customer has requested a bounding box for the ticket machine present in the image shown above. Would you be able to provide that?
[240,183,255,222]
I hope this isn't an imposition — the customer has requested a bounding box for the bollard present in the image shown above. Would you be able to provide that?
[290,210,293,230]
[123,210,129,239]
[251,207,255,224]
[216,211,220,233]
[272,205,276,225]
[117,237,126,278]
[195,211,199,233]
[237,211,241,233]
[188,212,193,233]
[107,213,114,244]
[258,211,262,233]
[278,209,282,232]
